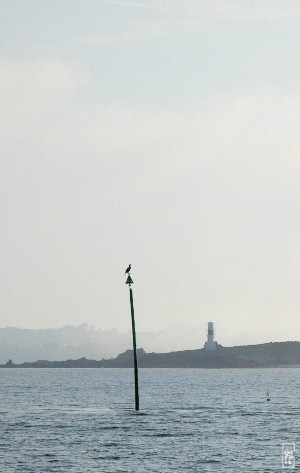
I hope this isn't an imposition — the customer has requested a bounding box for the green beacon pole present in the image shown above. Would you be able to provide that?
[126,271,139,411]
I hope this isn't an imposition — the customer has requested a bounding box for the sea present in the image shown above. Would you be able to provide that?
[0,368,299,472]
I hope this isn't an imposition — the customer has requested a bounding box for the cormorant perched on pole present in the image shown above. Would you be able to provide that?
[125,264,131,275]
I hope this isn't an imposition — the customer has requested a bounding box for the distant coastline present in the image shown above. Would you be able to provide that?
[2,341,300,368]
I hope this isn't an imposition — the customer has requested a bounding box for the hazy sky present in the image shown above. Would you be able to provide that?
[1,0,300,346]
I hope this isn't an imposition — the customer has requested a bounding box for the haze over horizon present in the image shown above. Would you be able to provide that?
[1,1,300,345]
[0,322,298,365]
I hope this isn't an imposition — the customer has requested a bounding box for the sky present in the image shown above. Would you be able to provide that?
[1,0,300,347]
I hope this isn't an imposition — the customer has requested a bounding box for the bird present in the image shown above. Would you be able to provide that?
[125,264,131,275]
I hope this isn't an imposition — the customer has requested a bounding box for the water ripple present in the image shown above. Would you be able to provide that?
[0,368,299,472]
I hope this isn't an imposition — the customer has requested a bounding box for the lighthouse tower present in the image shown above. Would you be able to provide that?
[204,322,217,351]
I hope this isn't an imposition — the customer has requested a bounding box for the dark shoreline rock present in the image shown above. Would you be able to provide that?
[1,341,300,368]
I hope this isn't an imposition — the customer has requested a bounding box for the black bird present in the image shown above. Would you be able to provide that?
[125,264,131,275]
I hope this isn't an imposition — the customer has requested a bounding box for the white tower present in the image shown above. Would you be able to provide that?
[204,322,217,351]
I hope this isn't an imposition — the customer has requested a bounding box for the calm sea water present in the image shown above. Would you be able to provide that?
[0,368,299,472]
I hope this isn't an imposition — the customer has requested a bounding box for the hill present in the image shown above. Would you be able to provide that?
[0,324,204,363]
[2,341,300,368]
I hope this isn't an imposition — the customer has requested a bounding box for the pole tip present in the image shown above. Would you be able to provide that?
[126,275,134,285]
